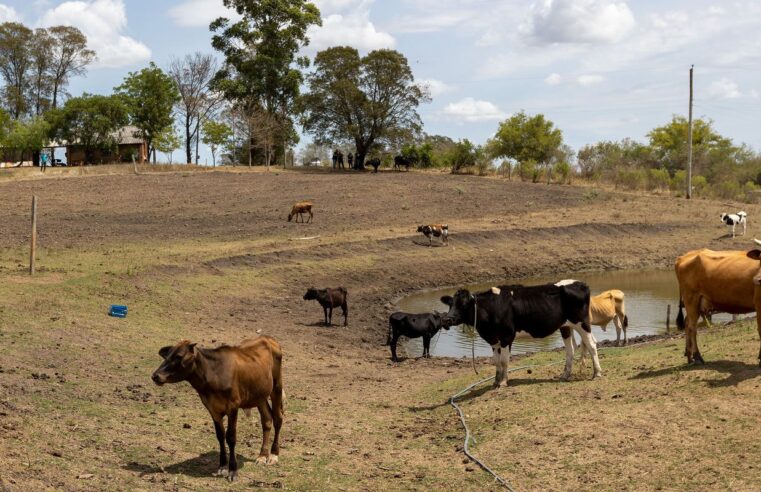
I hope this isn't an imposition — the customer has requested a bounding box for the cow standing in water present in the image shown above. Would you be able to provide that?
[440,280,601,387]
[676,246,761,366]
[151,337,285,482]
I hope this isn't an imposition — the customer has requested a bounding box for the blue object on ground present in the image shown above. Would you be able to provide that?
[109,304,128,318]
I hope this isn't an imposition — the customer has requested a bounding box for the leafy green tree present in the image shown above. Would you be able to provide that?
[448,139,480,174]
[211,0,320,166]
[115,62,180,163]
[201,120,233,167]
[300,47,427,169]
[47,94,128,165]
[5,116,49,165]
[489,112,563,177]
[154,127,181,164]
[0,22,33,119]
[648,116,734,175]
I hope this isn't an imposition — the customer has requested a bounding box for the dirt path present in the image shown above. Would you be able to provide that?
[0,168,757,491]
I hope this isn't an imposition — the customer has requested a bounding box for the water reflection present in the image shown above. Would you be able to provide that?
[398,269,735,358]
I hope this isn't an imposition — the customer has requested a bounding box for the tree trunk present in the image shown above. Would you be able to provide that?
[185,116,193,164]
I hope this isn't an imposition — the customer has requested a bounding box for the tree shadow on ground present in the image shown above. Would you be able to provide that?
[123,451,250,478]
[631,359,761,387]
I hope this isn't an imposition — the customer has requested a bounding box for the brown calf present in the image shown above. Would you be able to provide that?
[303,287,348,326]
[288,201,313,223]
[151,337,285,482]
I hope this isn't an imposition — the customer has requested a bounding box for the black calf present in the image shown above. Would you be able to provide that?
[303,287,348,326]
[388,312,448,362]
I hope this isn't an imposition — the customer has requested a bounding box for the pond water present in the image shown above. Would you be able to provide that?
[398,269,737,358]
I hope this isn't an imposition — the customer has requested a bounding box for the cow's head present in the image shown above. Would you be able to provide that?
[287,213,294,222]
[151,340,198,386]
[432,311,451,330]
[747,244,761,285]
[440,289,475,328]
[303,287,319,300]
[417,225,425,233]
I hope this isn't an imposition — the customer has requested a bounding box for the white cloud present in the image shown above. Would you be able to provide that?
[707,78,742,99]
[442,97,506,122]
[307,9,394,52]
[0,4,19,22]
[167,0,237,27]
[419,78,455,97]
[39,0,150,68]
[545,72,562,85]
[524,0,636,44]
[577,74,603,86]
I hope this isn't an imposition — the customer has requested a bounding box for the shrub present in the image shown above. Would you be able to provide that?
[553,160,571,184]
[647,168,670,191]
[614,168,647,190]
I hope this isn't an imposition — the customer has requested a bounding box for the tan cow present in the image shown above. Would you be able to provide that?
[288,201,313,223]
[576,289,628,362]
[152,337,285,482]
[675,247,761,366]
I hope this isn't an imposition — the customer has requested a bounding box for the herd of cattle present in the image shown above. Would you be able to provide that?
[150,206,761,481]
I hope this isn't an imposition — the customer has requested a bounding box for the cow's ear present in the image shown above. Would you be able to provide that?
[159,346,172,359]
[440,295,453,306]
[187,342,197,354]
[748,249,761,261]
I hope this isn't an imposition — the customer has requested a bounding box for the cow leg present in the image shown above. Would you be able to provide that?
[212,417,228,477]
[491,343,510,388]
[342,302,348,326]
[560,327,575,380]
[573,331,588,366]
[269,392,283,464]
[226,410,239,482]
[323,306,328,326]
[577,326,602,378]
[255,402,274,466]
[613,318,622,346]
[684,301,703,364]
[328,307,333,326]
[390,334,400,362]
[423,335,430,358]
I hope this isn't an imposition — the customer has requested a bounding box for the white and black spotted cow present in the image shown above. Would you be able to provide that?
[440,279,601,388]
[417,224,448,246]
[720,211,747,238]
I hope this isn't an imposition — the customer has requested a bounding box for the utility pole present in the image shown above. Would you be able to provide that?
[686,64,694,199]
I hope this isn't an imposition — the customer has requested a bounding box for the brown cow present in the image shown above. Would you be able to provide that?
[151,337,285,481]
[288,201,313,223]
[303,287,348,326]
[675,247,761,366]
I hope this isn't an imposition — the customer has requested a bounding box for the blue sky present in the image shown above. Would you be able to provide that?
[3,0,761,163]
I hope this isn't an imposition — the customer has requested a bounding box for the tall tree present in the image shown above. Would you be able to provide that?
[210,0,321,166]
[167,53,222,164]
[48,26,96,110]
[47,94,128,165]
[300,47,427,169]
[154,126,181,164]
[647,116,735,175]
[0,22,33,119]
[489,111,563,175]
[29,28,54,116]
[115,62,180,163]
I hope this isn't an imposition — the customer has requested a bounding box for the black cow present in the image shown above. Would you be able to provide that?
[394,155,412,171]
[440,280,601,387]
[303,287,348,326]
[387,312,448,362]
[367,158,381,173]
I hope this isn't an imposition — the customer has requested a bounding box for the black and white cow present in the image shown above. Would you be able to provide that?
[440,280,601,387]
[387,311,448,362]
[720,211,747,238]
[417,224,448,246]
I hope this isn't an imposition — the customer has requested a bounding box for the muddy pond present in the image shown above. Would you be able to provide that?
[398,269,739,358]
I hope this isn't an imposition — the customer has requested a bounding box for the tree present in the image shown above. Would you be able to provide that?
[5,117,49,165]
[47,94,128,165]
[116,62,180,163]
[489,111,563,178]
[0,22,33,119]
[168,53,222,164]
[448,139,480,174]
[648,116,735,175]
[201,120,232,167]
[29,28,54,116]
[211,0,320,167]
[300,47,427,169]
[154,127,181,164]
[47,26,96,110]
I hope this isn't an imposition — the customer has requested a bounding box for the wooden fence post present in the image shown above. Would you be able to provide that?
[30,195,37,275]
[666,304,671,332]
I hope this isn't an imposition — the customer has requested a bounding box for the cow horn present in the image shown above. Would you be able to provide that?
[754,238,761,246]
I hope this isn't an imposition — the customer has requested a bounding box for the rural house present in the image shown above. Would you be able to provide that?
[65,125,148,165]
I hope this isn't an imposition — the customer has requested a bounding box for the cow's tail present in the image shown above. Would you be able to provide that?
[676,299,685,331]
[623,315,629,329]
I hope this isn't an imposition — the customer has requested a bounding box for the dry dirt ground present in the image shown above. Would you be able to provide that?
[0,166,760,491]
